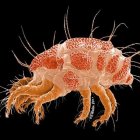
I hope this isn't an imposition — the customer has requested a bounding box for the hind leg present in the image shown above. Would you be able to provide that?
[74,88,91,124]
[105,89,117,115]
[33,85,65,124]
[6,79,53,117]
[91,84,112,127]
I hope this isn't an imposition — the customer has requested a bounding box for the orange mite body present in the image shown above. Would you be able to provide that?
[4,37,134,127]
[30,38,133,90]
[2,12,139,128]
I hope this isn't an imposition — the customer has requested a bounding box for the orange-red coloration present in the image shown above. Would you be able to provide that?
[66,38,94,50]
[70,51,92,70]
[30,45,64,71]
[34,85,62,124]
[101,41,113,50]
[97,53,105,71]
[3,35,134,129]
[63,71,79,90]
[5,78,53,117]
[106,55,119,73]
[66,38,106,50]
[74,88,91,124]
[126,74,133,83]
[2,15,137,129]
[105,88,117,114]
[91,85,112,127]
[112,58,131,82]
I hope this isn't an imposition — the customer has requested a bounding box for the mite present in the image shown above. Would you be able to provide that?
[1,11,140,128]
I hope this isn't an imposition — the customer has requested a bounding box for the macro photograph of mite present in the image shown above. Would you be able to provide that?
[0,0,140,139]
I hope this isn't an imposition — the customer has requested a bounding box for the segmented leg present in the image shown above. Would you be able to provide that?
[10,77,32,93]
[91,84,112,127]
[74,88,91,124]
[34,85,64,124]
[9,77,32,113]
[6,79,53,117]
[105,89,117,115]
[14,95,29,113]
[22,97,36,109]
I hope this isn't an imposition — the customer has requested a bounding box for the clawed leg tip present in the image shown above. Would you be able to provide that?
[35,120,40,125]
[92,121,99,127]
[74,116,86,125]
[92,123,97,127]
[74,119,80,125]
[36,122,40,125]
[92,119,104,128]
[5,113,9,118]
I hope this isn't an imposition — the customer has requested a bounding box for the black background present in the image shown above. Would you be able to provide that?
[0,0,140,139]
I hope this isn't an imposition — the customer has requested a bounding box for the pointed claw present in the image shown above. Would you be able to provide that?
[74,118,81,124]
[34,102,45,124]
[5,112,9,118]
[92,116,107,127]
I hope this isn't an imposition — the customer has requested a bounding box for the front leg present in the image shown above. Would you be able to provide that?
[6,79,53,118]
[34,85,65,124]
[14,95,29,113]
[91,84,112,127]
[74,88,91,124]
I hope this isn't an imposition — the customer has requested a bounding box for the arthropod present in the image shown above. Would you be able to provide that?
[1,10,140,128]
